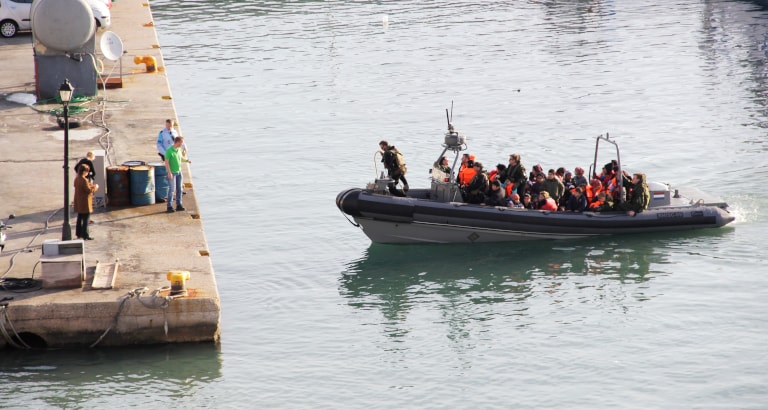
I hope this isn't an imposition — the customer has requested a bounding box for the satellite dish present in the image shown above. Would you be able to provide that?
[100,31,124,61]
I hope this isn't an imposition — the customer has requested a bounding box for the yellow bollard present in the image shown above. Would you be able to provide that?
[166,270,190,296]
[133,55,157,73]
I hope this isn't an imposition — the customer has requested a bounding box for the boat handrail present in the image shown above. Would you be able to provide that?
[590,133,625,205]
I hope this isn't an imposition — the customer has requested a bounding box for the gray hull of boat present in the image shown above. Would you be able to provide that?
[337,188,735,244]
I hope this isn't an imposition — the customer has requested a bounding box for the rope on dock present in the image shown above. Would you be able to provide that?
[0,305,31,349]
[90,286,185,347]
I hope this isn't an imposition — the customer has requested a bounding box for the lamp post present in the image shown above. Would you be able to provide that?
[60,79,74,241]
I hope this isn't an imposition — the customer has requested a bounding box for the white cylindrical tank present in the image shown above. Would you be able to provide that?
[31,0,95,51]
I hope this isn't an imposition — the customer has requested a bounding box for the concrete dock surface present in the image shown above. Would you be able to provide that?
[0,0,221,348]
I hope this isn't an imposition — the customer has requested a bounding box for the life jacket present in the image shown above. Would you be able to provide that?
[505,183,514,198]
[459,166,477,185]
[383,147,406,174]
[589,199,604,210]
[585,184,601,203]
[539,197,558,211]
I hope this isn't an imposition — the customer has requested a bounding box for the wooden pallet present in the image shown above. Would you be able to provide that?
[92,260,119,289]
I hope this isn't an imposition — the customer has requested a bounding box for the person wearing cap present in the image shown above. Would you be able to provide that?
[508,193,524,208]
[463,162,488,204]
[572,167,588,188]
[156,119,189,162]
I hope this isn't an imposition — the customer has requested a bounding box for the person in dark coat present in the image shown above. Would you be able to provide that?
[618,172,650,216]
[379,140,408,197]
[564,186,588,212]
[483,180,506,206]
[463,162,489,204]
[74,151,96,183]
[73,164,99,240]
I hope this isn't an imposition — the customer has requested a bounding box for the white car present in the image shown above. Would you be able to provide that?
[1,0,110,38]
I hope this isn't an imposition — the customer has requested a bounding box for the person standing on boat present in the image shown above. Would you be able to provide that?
[501,153,527,198]
[463,162,489,204]
[618,172,650,216]
[379,140,408,197]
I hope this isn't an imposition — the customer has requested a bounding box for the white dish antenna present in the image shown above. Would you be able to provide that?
[100,31,124,61]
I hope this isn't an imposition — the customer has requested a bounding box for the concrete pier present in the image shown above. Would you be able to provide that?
[0,0,220,348]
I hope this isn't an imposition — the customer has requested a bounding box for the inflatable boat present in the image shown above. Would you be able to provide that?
[336,116,735,244]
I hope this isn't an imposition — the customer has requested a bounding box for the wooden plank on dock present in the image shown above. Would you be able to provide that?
[92,261,119,289]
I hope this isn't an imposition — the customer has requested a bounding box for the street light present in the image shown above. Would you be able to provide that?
[59,79,74,241]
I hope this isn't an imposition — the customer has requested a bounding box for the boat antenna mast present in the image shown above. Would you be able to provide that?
[435,101,466,184]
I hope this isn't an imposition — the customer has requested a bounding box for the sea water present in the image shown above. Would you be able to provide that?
[2,1,767,408]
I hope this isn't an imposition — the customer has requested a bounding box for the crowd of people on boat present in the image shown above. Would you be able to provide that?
[444,152,650,216]
[377,142,650,215]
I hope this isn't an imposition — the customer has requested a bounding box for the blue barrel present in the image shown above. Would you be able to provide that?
[129,165,156,206]
[149,161,168,201]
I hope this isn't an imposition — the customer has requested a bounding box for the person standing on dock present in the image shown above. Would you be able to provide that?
[165,136,186,213]
[73,164,98,240]
[74,151,96,183]
[156,119,189,162]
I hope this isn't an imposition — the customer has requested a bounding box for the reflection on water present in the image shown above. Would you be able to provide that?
[0,344,221,408]
[339,229,733,335]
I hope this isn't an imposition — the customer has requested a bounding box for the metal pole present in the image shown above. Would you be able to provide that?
[62,104,72,241]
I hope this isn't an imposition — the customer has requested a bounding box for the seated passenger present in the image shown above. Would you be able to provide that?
[588,191,614,212]
[488,163,506,184]
[572,167,588,188]
[463,162,489,204]
[482,180,506,207]
[529,173,545,199]
[529,164,543,183]
[542,169,565,203]
[434,156,451,174]
[522,193,535,209]
[458,154,477,187]
[564,187,588,212]
[563,170,574,187]
[508,193,524,208]
[537,191,558,211]
[585,178,602,204]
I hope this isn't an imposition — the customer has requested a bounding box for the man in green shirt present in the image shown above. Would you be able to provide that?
[164,136,185,213]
